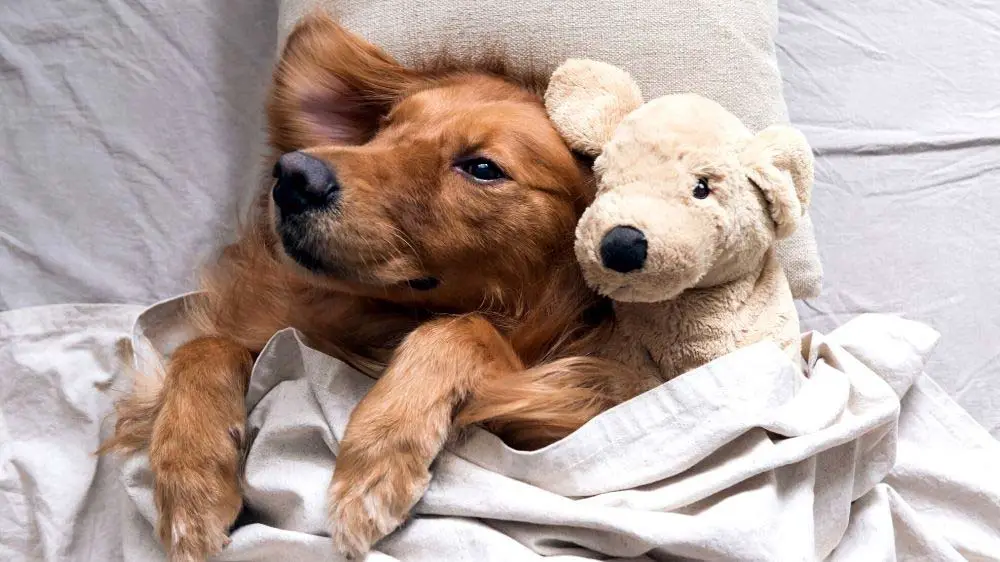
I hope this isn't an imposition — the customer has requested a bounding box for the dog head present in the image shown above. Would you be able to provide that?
[266,13,592,311]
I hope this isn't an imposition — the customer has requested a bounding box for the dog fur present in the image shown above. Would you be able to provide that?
[100,12,647,561]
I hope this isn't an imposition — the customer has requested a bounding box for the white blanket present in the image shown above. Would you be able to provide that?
[2,299,999,561]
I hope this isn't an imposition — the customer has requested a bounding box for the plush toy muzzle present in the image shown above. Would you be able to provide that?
[575,187,721,303]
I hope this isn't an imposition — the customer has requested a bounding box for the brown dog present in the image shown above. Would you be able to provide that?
[101,12,648,561]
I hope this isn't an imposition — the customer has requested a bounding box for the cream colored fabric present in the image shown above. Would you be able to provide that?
[277,0,823,298]
[0,303,144,562]
[4,299,1000,560]
[95,295,996,561]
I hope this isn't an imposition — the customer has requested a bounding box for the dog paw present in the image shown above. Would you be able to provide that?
[327,457,430,558]
[153,464,242,562]
[151,428,245,561]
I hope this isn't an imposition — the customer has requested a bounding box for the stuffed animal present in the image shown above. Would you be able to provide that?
[545,59,815,382]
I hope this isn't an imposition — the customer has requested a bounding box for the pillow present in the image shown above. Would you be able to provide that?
[276,0,823,299]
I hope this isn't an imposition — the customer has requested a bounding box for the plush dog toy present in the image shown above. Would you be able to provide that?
[545,59,814,382]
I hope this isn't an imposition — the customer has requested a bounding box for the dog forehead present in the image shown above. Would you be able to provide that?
[401,76,539,116]
[389,80,552,146]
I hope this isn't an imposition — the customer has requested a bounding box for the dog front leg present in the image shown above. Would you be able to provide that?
[328,314,520,558]
[108,336,253,562]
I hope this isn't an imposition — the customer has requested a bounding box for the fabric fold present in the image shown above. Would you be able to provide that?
[102,295,1000,561]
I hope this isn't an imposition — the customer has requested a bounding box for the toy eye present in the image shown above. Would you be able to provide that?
[693,178,711,199]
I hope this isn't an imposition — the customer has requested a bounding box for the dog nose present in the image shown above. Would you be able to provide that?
[272,151,338,214]
[600,226,647,273]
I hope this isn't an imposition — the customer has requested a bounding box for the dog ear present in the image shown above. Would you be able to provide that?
[268,11,416,152]
[544,59,643,157]
[741,125,815,239]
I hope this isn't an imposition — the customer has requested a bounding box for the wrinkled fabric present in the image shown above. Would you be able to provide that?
[2,299,998,561]
[0,0,277,309]
[776,1,1000,438]
[105,296,999,561]
[0,304,143,562]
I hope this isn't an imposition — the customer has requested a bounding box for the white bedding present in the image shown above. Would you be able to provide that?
[3,298,1000,561]
[0,0,276,307]
[2,1,1000,559]
[778,1,1000,437]
[1,0,997,437]
[0,303,142,562]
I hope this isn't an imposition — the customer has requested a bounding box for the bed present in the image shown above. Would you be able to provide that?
[1,0,999,560]
[2,0,997,436]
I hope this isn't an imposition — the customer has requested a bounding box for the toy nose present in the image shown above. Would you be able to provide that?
[600,226,648,273]
[271,151,339,215]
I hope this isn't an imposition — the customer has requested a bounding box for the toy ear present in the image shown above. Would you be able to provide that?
[741,125,815,239]
[544,59,644,156]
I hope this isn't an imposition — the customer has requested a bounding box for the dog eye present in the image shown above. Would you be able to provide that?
[456,158,508,183]
[693,177,711,199]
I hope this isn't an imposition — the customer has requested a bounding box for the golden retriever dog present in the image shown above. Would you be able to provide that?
[101,12,647,561]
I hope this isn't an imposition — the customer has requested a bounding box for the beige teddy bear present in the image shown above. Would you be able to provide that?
[545,59,815,382]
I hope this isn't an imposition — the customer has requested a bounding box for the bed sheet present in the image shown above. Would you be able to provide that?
[4,298,999,562]
[1,0,998,440]
[778,0,1000,438]
[0,0,276,307]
